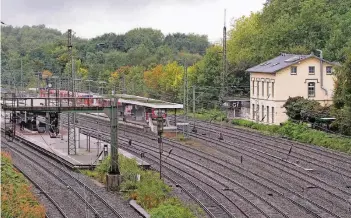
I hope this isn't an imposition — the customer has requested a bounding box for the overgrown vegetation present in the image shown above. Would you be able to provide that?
[82,155,198,217]
[150,198,203,218]
[333,50,351,136]
[1,152,46,218]
[170,108,227,123]
[232,120,351,153]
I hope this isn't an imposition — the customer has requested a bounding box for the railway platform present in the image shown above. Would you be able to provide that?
[6,123,150,169]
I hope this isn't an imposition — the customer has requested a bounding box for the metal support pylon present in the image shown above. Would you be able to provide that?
[67,29,76,155]
[3,93,16,141]
[109,98,120,174]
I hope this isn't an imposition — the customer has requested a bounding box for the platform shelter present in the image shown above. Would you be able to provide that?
[114,94,183,133]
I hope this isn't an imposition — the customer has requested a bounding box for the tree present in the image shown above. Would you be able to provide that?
[144,65,163,98]
[187,46,223,107]
[332,50,351,135]
[283,96,331,123]
[124,28,164,52]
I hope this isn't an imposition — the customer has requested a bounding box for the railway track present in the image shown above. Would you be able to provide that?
[193,124,351,192]
[1,135,128,218]
[123,128,349,218]
[72,120,238,218]
[76,113,351,217]
[177,116,351,166]
[169,117,351,193]
[169,117,351,217]
[76,115,339,217]
[186,119,351,175]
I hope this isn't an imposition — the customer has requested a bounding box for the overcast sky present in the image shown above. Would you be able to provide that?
[1,0,265,42]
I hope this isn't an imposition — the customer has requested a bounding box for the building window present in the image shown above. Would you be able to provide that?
[272,82,275,98]
[262,81,264,97]
[291,66,297,75]
[272,107,275,123]
[262,105,264,122]
[308,82,315,97]
[257,81,259,96]
[309,66,315,75]
[326,66,333,75]
[256,104,259,121]
[252,80,255,95]
[266,106,269,123]
[252,104,255,120]
[267,82,270,98]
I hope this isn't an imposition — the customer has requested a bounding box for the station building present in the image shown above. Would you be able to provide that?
[243,53,338,125]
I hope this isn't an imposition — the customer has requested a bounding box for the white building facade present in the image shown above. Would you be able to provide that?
[247,53,337,125]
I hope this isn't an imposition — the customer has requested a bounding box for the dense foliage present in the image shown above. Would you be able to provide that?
[232,120,351,153]
[333,51,351,136]
[1,152,46,218]
[1,26,208,95]
[228,0,351,64]
[283,96,331,123]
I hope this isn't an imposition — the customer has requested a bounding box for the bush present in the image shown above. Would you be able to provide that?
[133,170,171,210]
[232,120,351,153]
[1,152,46,218]
[150,198,197,218]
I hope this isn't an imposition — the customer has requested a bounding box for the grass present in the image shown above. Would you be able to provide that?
[1,152,46,218]
[81,155,200,217]
[232,119,351,154]
[171,108,228,123]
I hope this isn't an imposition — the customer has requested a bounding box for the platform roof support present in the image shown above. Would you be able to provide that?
[67,29,76,155]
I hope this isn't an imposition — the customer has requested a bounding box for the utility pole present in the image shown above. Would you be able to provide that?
[106,97,121,191]
[157,110,164,180]
[192,85,197,133]
[20,58,23,94]
[86,79,93,94]
[219,9,227,140]
[220,9,227,104]
[67,29,77,155]
[37,72,40,96]
[183,60,189,138]
[123,74,126,94]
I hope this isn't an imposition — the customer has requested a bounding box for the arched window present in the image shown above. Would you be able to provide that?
[308,82,315,97]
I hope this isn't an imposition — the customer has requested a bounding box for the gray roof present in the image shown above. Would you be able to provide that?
[246,53,337,73]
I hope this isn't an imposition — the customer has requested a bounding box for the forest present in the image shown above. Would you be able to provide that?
[1,0,351,134]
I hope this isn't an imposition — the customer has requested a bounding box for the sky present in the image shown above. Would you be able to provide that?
[1,0,265,42]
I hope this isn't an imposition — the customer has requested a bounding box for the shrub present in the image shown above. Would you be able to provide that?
[232,120,351,154]
[150,198,196,218]
[133,170,171,210]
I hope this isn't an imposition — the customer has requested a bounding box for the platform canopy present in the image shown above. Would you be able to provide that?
[115,94,183,109]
